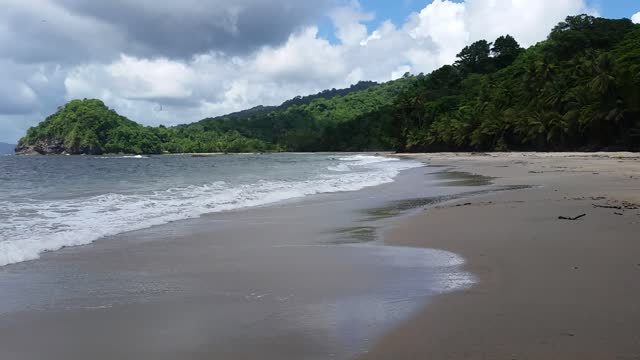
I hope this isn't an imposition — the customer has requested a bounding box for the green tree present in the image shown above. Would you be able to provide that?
[455,40,492,73]
[492,35,522,68]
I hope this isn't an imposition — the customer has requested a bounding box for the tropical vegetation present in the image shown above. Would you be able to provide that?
[17,15,640,154]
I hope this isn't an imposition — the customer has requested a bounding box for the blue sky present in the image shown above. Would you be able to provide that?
[588,0,640,18]
[361,0,639,25]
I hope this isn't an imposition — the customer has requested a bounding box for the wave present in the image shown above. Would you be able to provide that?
[327,154,399,171]
[99,155,149,159]
[0,155,421,267]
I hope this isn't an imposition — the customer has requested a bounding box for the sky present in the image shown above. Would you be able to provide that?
[1,0,639,143]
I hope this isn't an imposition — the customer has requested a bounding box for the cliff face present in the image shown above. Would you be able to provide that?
[15,137,67,155]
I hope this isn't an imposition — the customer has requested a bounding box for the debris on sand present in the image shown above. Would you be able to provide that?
[455,203,473,207]
[559,214,586,221]
[593,204,622,210]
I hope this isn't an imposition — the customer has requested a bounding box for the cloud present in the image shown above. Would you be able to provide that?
[632,12,640,24]
[67,55,197,102]
[464,0,595,45]
[0,0,594,143]
[2,0,331,62]
[0,80,38,115]
[407,0,468,71]
[76,0,330,57]
[254,28,346,83]
[0,60,68,142]
[0,0,125,64]
[330,1,375,46]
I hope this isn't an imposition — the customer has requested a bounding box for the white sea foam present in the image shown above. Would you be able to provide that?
[0,155,421,266]
[99,155,149,159]
[327,155,400,171]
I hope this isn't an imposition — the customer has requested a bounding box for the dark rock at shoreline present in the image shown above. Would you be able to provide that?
[15,137,67,155]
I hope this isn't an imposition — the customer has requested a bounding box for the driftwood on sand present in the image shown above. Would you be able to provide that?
[558,214,587,221]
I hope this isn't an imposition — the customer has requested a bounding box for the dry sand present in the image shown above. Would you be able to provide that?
[362,152,640,360]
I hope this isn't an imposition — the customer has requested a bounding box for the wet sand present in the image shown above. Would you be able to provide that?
[0,165,493,360]
[362,153,640,360]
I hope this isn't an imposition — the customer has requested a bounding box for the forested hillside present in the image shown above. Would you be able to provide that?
[16,99,272,154]
[183,78,411,151]
[17,15,640,154]
[392,15,640,152]
[17,78,410,154]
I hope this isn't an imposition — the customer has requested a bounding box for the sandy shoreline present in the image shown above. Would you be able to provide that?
[362,152,640,360]
[0,162,483,360]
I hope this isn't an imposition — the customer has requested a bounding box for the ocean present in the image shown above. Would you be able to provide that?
[0,153,421,267]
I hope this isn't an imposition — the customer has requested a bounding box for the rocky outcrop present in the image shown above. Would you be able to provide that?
[15,138,67,155]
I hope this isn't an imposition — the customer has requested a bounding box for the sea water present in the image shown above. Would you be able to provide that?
[0,154,421,266]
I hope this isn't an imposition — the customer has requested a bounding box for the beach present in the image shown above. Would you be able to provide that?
[362,152,640,360]
[0,153,639,359]
[0,155,485,360]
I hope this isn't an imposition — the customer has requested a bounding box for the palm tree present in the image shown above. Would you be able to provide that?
[588,54,616,100]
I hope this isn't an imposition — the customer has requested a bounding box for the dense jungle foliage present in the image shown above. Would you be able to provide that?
[17,15,640,154]
[395,15,640,152]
